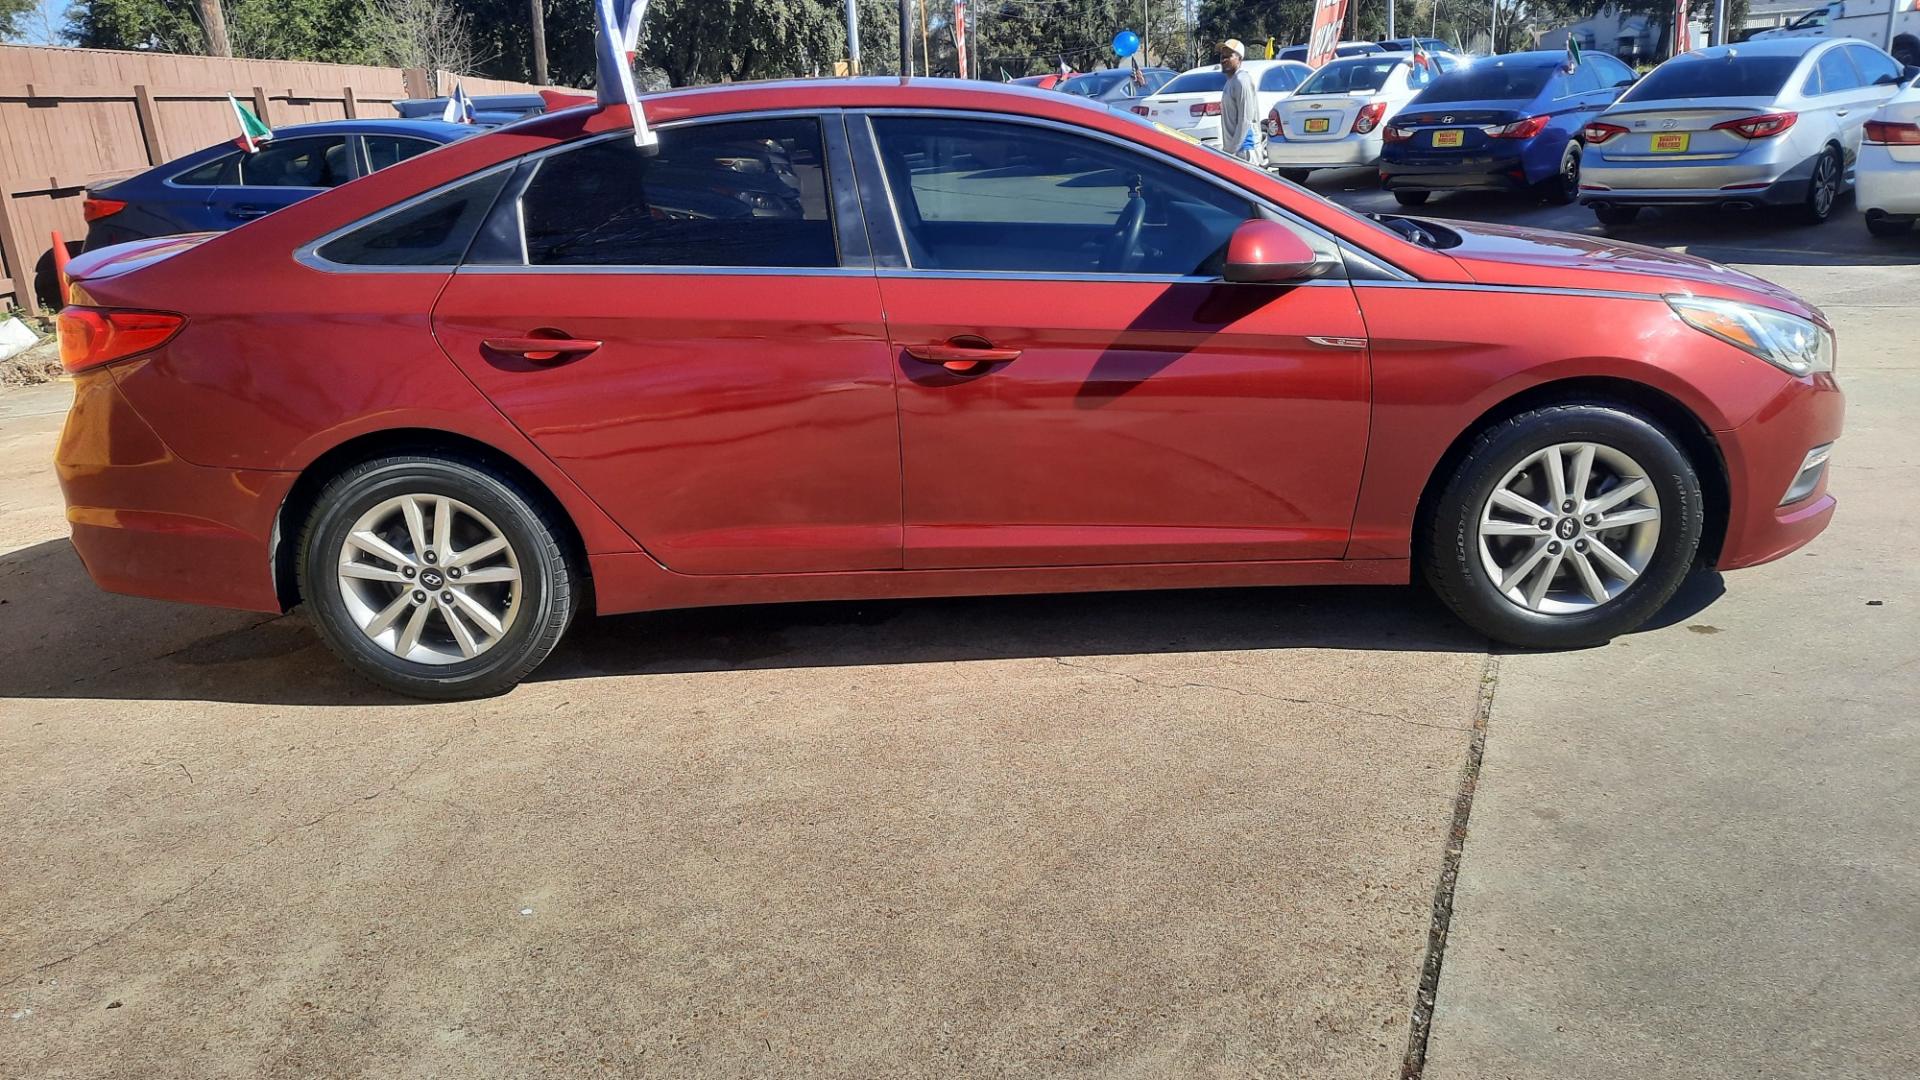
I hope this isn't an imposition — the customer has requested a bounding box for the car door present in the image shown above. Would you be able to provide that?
[854,112,1371,570]
[430,112,904,575]
[207,134,352,226]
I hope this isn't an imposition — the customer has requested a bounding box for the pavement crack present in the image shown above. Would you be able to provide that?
[1400,650,1501,1080]
[0,718,477,992]
[1049,657,1469,731]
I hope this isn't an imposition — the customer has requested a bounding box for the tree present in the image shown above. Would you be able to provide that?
[362,0,491,75]
[69,0,384,62]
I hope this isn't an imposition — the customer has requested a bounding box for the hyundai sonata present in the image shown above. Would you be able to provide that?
[56,80,1843,698]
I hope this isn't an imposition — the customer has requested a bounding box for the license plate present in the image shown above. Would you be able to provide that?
[1651,132,1690,153]
[1303,116,1331,134]
[1432,129,1465,148]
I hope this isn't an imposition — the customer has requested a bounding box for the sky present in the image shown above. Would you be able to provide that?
[11,0,68,46]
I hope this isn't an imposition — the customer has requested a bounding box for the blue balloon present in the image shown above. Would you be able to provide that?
[1112,30,1141,58]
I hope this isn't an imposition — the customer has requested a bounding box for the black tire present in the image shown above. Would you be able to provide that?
[1540,140,1581,206]
[1276,168,1312,184]
[1795,146,1842,225]
[1393,189,1431,207]
[1592,204,1640,227]
[297,455,576,699]
[1422,404,1705,649]
[1865,213,1914,239]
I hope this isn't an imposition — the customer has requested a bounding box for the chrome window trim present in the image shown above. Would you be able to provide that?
[1349,279,1669,303]
[297,109,858,276]
[874,267,1349,286]
[850,107,1415,282]
[458,264,877,278]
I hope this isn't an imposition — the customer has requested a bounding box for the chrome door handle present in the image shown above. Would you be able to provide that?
[905,341,1021,373]
[483,333,603,362]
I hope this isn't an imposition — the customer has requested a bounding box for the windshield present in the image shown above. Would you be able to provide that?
[1061,71,1130,96]
[1622,54,1801,100]
[1297,58,1401,95]
[1160,69,1227,94]
[1415,61,1554,102]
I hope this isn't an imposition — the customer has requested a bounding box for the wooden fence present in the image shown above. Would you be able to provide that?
[0,44,542,314]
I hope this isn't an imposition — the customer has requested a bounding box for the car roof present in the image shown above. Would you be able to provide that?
[1469,50,1593,67]
[1681,37,1832,59]
[263,117,485,140]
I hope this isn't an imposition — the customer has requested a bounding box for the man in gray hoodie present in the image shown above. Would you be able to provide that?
[1216,38,1260,162]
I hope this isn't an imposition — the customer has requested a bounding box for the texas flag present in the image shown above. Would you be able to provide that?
[595,0,656,148]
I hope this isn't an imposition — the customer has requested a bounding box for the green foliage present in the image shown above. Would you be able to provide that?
[0,0,40,40]
[69,0,378,62]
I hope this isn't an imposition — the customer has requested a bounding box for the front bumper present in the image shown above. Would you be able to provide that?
[1265,134,1383,170]
[56,371,290,612]
[1715,372,1845,571]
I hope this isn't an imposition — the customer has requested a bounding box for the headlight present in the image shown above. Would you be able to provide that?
[1666,295,1833,377]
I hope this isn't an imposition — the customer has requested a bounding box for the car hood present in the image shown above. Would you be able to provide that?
[1433,218,1821,322]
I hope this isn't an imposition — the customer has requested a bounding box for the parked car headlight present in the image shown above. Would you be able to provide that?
[1666,295,1833,377]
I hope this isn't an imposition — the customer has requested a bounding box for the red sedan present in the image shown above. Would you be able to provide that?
[55,79,1842,698]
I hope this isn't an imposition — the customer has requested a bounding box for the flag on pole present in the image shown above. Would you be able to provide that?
[442,81,476,124]
[228,93,272,153]
[594,0,656,148]
[1563,36,1582,72]
[1412,39,1433,69]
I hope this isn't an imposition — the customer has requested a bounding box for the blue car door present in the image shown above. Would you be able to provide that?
[204,133,354,227]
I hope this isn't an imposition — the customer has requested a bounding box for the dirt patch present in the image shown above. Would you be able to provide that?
[1,338,62,387]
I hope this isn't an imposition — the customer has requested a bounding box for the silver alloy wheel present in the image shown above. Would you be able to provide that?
[1477,442,1662,615]
[1811,152,1838,217]
[336,494,522,665]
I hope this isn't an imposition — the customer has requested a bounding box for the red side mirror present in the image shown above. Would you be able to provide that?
[1224,218,1325,284]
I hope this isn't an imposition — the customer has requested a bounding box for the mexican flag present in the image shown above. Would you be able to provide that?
[228,93,272,153]
[1564,37,1583,72]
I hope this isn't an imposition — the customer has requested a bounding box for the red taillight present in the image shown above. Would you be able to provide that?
[1382,124,1413,143]
[1489,115,1550,139]
[1583,122,1628,144]
[1352,101,1388,135]
[82,197,127,223]
[1130,105,1150,116]
[1864,120,1920,145]
[57,307,185,374]
[1711,112,1797,139]
[1191,101,1221,117]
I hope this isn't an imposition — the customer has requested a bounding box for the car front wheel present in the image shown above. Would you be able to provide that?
[298,455,576,699]
[1423,405,1704,649]
[1393,190,1430,207]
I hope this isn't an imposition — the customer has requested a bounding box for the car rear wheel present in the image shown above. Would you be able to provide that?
[1796,147,1842,225]
[1592,204,1640,227]
[298,455,576,699]
[1423,404,1704,649]
[1864,212,1914,239]
[1276,168,1312,184]
[1540,141,1581,206]
[1393,190,1430,207]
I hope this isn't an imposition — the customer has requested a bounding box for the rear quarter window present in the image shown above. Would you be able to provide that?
[315,169,510,267]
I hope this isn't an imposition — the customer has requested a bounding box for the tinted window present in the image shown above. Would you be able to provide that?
[1848,44,1904,84]
[1260,65,1305,92]
[518,117,835,268]
[317,169,509,267]
[1416,61,1556,103]
[1061,71,1130,97]
[1623,55,1800,100]
[238,136,351,187]
[175,153,240,186]
[1160,69,1227,94]
[364,135,440,172]
[1810,48,1863,94]
[870,117,1254,276]
[1298,58,1402,94]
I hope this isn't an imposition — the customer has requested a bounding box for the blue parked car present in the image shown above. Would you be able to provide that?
[1378,50,1639,206]
[82,118,485,251]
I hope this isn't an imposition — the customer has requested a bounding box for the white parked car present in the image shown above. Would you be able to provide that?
[1134,60,1315,154]
[1858,79,1920,236]
[1264,53,1466,179]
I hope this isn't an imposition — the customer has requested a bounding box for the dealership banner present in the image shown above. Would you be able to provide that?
[1305,0,1351,67]
[1673,0,1691,54]
[953,0,969,79]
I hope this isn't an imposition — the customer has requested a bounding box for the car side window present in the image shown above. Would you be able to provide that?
[1847,45,1903,85]
[517,116,836,268]
[1260,65,1303,92]
[316,168,511,267]
[363,135,440,173]
[174,153,240,186]
[869,116,1255,276]
[1812,49,1863,95]
[239,135,351,188]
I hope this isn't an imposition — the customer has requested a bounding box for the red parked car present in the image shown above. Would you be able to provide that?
[55,79,1842,698]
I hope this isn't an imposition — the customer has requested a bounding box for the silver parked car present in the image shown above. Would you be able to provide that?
[1579,37,1911,226]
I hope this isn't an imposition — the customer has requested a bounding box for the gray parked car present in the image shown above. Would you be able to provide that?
[1579,37,1911,225]
[1056,67,1178,107]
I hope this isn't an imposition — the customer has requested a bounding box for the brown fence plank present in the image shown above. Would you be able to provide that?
[132,84,163,165]
[0,186,38,315]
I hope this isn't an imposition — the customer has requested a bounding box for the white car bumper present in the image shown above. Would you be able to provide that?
[1856,144,1920,217]
[1264,133,1383,170]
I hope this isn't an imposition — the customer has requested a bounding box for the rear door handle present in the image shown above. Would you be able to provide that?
[228,205,271,220]
[483,334,603,362]
[905,342,1022,373]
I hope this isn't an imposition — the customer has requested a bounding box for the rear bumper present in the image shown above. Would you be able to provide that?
[1715,373,1845,571]
[1856,148,1920,217]
[1579,152,1815,209]
[56,371,289,612]
[1266,134,1382,170]
[1380,154,1532,192]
